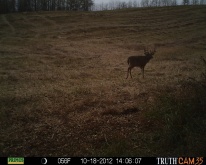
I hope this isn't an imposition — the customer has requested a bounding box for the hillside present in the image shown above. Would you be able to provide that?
[1,5,206,156]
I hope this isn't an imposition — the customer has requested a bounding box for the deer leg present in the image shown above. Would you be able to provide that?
[126,67,133,79]
[130,68,132,78]
[142,67,144,79]
[126,68,130,79]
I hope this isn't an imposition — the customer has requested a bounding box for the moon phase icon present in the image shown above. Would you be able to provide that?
[41,158,47,164]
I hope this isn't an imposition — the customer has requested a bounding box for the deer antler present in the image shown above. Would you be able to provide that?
[144,47,149,56]
[150,47,156,55]
[201,56,206,65]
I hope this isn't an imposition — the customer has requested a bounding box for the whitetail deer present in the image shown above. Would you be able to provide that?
[126,47,156,79]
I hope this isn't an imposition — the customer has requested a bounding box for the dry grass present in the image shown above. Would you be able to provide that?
[1,5,206,156]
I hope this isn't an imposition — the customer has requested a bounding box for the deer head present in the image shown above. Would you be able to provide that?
[144,47,156,57]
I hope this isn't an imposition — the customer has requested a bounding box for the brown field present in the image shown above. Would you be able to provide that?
[1,5,206,156]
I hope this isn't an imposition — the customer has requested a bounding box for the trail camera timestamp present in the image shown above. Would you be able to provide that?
[80,158,142,164]
[81,158,113,164]
[116,158,142,164]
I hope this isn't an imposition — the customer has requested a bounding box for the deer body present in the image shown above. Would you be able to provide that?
[126,48,156,79]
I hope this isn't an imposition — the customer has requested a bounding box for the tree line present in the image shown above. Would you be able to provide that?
[1,0,206,13]
[0,0,94,13]
[94,0,206,11]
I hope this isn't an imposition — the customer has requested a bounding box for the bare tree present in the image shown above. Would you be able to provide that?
[191,0,199,4]
[133,0,138,7]
[200,0,206,4]
[150,0,158,7]
[171,0,177,6]
[108,0,115,10]
[182,0,190,5]
[0,0,11,13]
[141,0,150,7]
[121,1,128,8]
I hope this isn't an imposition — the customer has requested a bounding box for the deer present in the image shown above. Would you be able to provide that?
[126,47,156,79]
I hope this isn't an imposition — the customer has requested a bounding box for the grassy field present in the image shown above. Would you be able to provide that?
[1,5,206,156]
